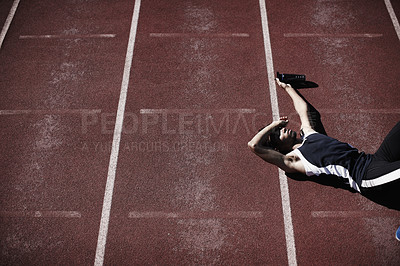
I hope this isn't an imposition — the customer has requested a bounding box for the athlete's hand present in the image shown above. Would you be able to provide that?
[273,116,288,127]
[275,78,292,90]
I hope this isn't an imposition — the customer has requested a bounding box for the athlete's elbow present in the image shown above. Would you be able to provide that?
[248,142,265,155]
[248,141,257,152]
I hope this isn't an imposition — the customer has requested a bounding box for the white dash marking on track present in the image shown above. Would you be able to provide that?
[318,108,400,114]
[0,211,81,218]
[128,211,264,219]
[311,211,400,218]
[140,108,257,114]
[284,33,383,38]
[259,1,297,265]
[149,33,249,38]
[0,109,101,115]
[19,34,116,40]
[94,1,141,266]
[384,0,400,42]
[0,0,20,50]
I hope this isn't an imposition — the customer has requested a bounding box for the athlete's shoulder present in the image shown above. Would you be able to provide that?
[285,151,306,174]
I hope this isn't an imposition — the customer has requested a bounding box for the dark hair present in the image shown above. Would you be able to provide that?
[257,126,282,151]
[268,129,281,149]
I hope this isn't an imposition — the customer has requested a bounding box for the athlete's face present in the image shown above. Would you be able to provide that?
[279,127,297,142]
[273,127,297,153]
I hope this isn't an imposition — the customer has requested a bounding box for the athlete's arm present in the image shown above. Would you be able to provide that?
[275,78,315,135]
[248,119,302,173]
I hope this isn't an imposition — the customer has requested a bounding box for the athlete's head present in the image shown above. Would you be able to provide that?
[269,127,298,154]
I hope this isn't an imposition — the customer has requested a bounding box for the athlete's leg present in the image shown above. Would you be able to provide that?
[361,122,400,210]
[374,121,400,162]
[360,169,400,210]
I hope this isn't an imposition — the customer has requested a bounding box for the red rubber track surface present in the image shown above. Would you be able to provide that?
[0,0,399,265]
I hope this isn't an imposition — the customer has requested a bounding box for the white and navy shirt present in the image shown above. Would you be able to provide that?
[293,132,372,192]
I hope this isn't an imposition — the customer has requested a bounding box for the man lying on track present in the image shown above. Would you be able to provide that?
[248,78,400,240]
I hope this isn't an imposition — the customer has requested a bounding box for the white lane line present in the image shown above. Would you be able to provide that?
[259,1,297,266]
[259,3,279,121]
[0,0,20,49]
[284,33,383,38]
[384,0,400,41]
[0,109,101,115]
[19,34,116,39]
[0,211,81,218]
[149,33,250,38]
[128,211,264,219]
[140,108,257,114]
[94,0,141,265]
[312,211,400,218]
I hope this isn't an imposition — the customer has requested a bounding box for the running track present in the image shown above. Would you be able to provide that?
[0,0,399,265]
